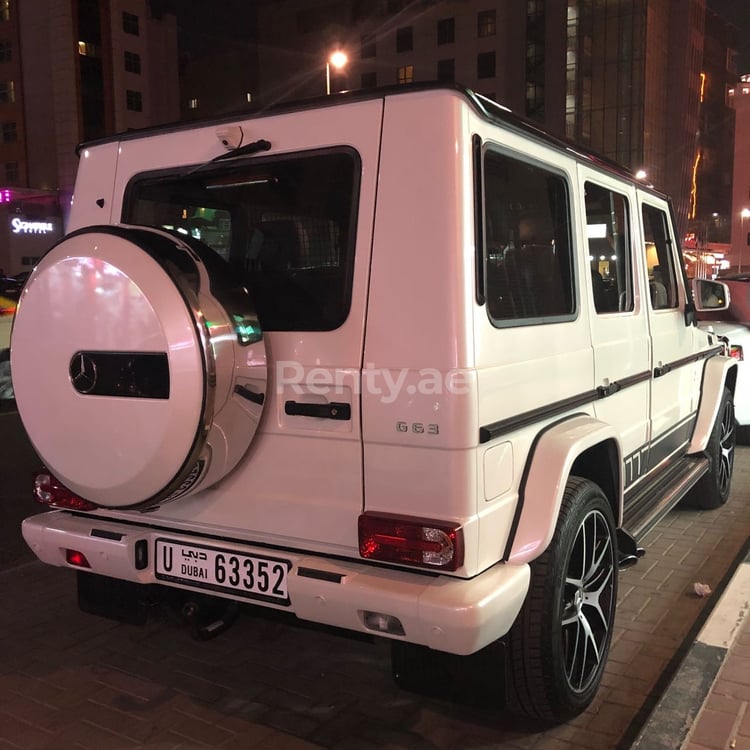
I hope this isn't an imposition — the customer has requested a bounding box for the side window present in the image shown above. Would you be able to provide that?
[641,203,678,309]
[484,150,574,324]
[584,182,633,313]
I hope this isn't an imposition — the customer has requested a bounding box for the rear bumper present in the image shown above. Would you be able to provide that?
[22,511,530,656]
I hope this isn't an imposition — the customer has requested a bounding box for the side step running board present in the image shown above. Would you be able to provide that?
[622,454,709,546]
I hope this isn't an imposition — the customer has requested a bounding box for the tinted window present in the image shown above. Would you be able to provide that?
[641,203,678,309]
[483,150,574,324]
[123,149,360,332]
[584,182,633,313]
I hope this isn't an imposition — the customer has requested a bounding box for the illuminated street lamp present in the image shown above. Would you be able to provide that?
[326,50,348,95]
[740,208,750,273]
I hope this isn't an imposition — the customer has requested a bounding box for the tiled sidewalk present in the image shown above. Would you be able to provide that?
[1,446,750,749]
[682,556,750,750]
[632,550,750,750]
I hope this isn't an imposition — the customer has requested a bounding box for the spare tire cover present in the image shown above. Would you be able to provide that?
[11,225,267,509]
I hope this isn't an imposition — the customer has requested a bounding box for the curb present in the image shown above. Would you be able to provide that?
[630,548,750,750]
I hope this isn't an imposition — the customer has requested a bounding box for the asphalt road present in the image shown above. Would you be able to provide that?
[0,405,43,569]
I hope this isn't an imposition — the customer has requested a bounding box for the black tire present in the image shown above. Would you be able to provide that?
[684,386,735,509]
[505,477,618,722]
[737,422,750,446]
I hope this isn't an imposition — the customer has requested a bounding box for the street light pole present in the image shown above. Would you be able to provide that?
[326,50,348,95]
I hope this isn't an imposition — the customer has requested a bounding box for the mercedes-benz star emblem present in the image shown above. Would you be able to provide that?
[70,353,98,394]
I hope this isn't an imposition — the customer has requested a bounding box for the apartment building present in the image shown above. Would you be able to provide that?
[255,0,715,235]
[0,0,178,273]
[729,75,750,273]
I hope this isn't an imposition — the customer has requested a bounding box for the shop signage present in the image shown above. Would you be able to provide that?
[10,218,55,235]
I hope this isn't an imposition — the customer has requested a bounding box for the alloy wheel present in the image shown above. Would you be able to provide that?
[560,508,616,693]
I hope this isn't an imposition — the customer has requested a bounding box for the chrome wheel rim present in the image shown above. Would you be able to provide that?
[561,508,615,694]
[718,399,735,497]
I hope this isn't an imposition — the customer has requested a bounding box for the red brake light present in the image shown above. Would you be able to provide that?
[0,294,16,315]
[358,513,463,571]
[729,344,744,361]
[65,549,91,568]
[34,471,98,511]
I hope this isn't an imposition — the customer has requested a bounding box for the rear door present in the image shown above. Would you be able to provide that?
[110,99,386,550]
[578,169,651,485]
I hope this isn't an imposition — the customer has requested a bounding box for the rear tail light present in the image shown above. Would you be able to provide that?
[728,344,744,361]
[34,471,98,511]
[358,513,463,571]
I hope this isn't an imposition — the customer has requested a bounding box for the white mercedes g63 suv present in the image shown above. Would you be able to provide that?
[11,84,736,722]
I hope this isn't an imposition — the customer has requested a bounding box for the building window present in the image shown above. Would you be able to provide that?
[478,9,496,37]
[126,89,143,112]
[122,11,139,36]
[77,41,99,57]
[4,161,17,182]
[188,98,199,110]
[437,17,455,45]
[361,71,377,88]
[437,58,455,83]
[0,80,14,102]
[1,121,16,142]
[0,1,8,22]
[124,51,141,74]
[0,41,10,61]
[477,51,496,79]
[397,64,414,84]
[396,26,413,53]
[361,33,375,59]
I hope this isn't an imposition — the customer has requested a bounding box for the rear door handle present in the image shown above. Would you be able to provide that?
[284,400,351,420]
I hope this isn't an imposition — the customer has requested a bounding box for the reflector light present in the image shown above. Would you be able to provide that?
[363,611,405,635]
[65,549,90,568]
[358,513,463,571]
[34,472,98,511]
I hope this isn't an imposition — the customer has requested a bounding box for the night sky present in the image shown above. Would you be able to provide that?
[151,0,750,74]
[708,0,750,73]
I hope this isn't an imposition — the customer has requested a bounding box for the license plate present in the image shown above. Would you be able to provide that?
[155,539,290,605]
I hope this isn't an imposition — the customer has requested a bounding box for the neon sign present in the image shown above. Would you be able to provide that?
[10,217,55,234]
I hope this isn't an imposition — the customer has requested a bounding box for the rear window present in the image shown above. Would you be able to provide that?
[122,148,360,331]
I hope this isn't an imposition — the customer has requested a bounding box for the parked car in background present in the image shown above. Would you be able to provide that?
[0,293,15,353]
[0,271,29,298]
[697,274,750,441]
[0,273,27,399]
[0,293,16,400]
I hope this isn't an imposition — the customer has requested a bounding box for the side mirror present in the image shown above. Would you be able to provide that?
[692,278,730,312]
